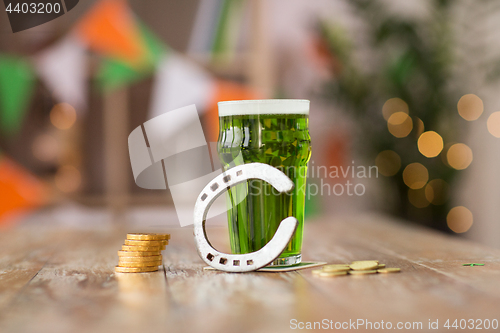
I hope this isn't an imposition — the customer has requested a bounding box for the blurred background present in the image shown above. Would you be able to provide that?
[1,0,499,248]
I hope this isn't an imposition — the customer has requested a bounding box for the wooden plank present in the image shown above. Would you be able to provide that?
[0,227,61,311]
[0,229,170,333]
[320,214,500,297]
[1,214,500,332]
[299,216,500,324]
[161,228,350,333]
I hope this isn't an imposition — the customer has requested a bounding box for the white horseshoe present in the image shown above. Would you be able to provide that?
[193,163,298,272]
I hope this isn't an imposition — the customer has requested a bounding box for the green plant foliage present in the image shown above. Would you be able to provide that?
[319,0,464,230]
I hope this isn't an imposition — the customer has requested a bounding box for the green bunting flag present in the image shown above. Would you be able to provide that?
[97,22,168,91]
[0,55,35,136]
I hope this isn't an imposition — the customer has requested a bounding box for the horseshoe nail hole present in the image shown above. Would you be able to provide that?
[219,258,228,265]
[206,253,214,261]
[233,260,240,266]
[210,183,219,191]
[246,259,253,265]
[201,193,208,201]
[222,175,231,183]
[236,170,243,176]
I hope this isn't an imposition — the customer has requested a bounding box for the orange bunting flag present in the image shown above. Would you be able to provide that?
[205,80,261,142]
[75,0,147,67]
[0,156,48,226]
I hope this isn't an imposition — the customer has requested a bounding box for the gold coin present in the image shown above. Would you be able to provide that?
[122,245,161,252]
[124,239,164,247]
[118,261,162,268]
[350,261,379,271]
[349,270,377,275]
[319,271,348,277]
[117,250,160,257]
[115,266,159,273]
[311,269,323,275]
[377,267,401,273]
[376,264,386,269]
[117,255,162,262]
[162,240,169,245]
[127,233,170,241]
[351,260,379,265]
[322,264,350,272]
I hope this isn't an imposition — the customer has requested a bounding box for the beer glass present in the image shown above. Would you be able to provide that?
[217,100,311,266]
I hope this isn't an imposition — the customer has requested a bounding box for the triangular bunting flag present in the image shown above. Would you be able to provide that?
[75,0,147,66]
[97,58,145,90]
[97,22,168,90]
[0,155,48,226]
[33,35,88,113]
[149,54,215,119]
[0,55,35,136]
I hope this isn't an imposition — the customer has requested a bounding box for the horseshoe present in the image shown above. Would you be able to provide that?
[193,163,298,272]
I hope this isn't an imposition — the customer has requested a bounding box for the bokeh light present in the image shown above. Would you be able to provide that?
[457,94,483,121]
[408,188,429,208]
[54,165,81,193]
[32,134,60,162]
[403,163,429,189]
[50,103,77,130]
[382,97,409,121]
[447,206,473,233]
[424,179,449,205]
[487,111,500,138]
[417,131,443,158]
[446,143,473,170]
[375,150,401,176]
[414,117,424,137]
[388,112,413,138]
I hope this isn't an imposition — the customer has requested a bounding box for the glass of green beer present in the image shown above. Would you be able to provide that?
[217,99,312,266]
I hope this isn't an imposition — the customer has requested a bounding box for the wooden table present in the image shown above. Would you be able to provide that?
[1,214,500,333]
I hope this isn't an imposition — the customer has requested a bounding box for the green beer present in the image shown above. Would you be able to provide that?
[217,100,311,265]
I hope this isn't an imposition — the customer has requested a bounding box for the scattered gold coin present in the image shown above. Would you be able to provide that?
[117,261,162,268]
[349,270,378,275]
[319,271,348,277]
[350,261,379,271]
[115,266,159,273]
[351,260,379,264]
[121,245,161,252]
[117,250,160,257]
[312,260,401,278]
[118,255,162,262]
[377,267,401,273]
[322,264,351,272]
[124,239,164,247]
[127,233,170,241]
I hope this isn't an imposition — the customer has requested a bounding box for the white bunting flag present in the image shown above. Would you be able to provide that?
[34,35,88,113]
[149,53,215,119]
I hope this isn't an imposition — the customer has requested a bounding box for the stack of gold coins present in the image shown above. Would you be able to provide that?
[312,260,400,278]
[115,233,170,273]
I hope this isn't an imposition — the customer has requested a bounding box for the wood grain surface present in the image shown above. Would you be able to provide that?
[0,214,499,333]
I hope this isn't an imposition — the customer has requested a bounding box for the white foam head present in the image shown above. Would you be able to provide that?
[218,99,310,117]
